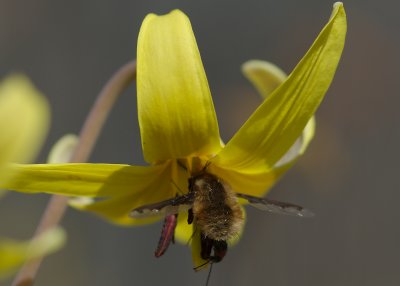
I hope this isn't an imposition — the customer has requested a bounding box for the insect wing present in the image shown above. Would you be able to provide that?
[130,193,194,218]
[236,193,314,217]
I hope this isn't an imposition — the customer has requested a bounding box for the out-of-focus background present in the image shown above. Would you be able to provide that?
[1,0,399,285]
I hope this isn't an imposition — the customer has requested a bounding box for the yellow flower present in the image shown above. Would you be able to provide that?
[0,75,49,173]
[1,3,346,268]
[0,227,65,279]
[0,75,66,278]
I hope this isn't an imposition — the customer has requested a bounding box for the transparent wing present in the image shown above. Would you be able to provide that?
[130,193,194,218]
[236,193,314,217]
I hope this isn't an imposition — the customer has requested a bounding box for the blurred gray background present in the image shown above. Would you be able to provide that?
[1,0,399,285]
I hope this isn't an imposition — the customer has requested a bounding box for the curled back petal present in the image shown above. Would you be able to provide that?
[47,134,79,164]
[0,227,65,279]
[0,163,170,198]
[242,60,287,99]
[242,60,316,168]
[137,10,222,164]
[0,75,49,168]
[211,3,346,173]
[274,117,315,168]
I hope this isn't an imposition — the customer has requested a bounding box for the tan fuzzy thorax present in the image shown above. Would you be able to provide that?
[191,172,244,241]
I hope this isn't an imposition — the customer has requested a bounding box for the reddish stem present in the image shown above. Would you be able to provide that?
[12,60,137,286]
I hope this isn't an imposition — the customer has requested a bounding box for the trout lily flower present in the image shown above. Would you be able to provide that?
[0,75,49,177]
[0,75,65,278]
[0,227,65,279]
[1,3,346,267]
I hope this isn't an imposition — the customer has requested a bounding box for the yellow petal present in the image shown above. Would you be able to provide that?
[211,3,346,173]
[47,134,79,163]
[242,60,316,167]
[0,227,65,279]
[191,228,208,270]
[1,163,169,197]
[0,75,49,168]
[69,161,188,225]
[274,117,315,168]
[72,196,164,226]
[209,163,291,199]
[174,211,194,244]
[242,60,287,99]
[71,166,177,226]
[137,10,221,163]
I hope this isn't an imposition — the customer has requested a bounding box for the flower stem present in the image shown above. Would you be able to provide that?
[12,60,137,286]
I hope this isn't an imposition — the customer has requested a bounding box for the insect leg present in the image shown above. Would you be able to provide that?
[210,240,227,263]
[154,214,178,258]
[200,233,213,261]
[194,235,228,271]
[187,208,194,224]
[199,234,227,263]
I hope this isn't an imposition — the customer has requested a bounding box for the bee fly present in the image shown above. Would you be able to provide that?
[130,170,313,268]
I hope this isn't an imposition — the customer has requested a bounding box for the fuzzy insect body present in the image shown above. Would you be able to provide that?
[190,172,243,241]
[130,169,313,266]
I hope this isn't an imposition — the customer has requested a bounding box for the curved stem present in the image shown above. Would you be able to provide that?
[12,60,137,286]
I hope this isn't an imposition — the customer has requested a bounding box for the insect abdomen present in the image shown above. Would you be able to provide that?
[192,172,244,241]
[195,204,241,240]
